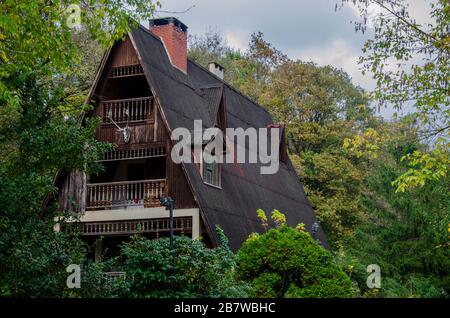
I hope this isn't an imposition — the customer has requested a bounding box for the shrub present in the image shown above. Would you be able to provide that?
[236,209,354,298]
[114,228,249,298]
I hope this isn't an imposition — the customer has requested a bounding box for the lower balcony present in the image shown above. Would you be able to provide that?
[86,179,166,211]
[71,217,192,236]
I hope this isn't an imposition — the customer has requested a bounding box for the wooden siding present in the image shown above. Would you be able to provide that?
[166,156,197,209]
[109,36,140,67]
[95,122,154,146]
[58,170,86,213]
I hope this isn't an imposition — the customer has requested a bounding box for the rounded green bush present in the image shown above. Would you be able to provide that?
[236,225,354,298]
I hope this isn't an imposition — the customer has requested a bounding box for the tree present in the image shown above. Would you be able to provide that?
[0,0,159,297]
[338,130,449,297]
[188,31,265,99]
[0,69,109,296]
[338,0,450,191]
[236,210,354,298]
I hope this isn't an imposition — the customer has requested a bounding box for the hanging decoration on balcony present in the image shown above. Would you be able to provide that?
[107,106,131,143]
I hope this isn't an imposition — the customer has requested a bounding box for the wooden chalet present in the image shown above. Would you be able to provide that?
[55,17,327,260]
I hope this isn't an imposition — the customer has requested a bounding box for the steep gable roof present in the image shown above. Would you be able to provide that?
[127,25,328,250]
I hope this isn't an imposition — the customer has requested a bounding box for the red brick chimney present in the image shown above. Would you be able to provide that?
[149,17,188,73]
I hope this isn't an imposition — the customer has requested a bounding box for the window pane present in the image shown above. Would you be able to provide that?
[202,151,220,187]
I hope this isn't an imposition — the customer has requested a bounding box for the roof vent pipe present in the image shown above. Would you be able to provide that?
[208,62,224,80]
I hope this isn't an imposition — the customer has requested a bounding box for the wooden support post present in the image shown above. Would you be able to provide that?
[94,238,103,263]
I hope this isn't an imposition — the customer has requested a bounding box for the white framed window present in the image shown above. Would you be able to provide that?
[202,151,221,188]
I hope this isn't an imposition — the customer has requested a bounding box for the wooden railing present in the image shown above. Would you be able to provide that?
[86,179,165,210]
[109,64,144,78]
[73,217,192,236]
[100,146,166,162]
[102,97,152,123]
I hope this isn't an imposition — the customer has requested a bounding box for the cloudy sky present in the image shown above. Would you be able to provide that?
[153,0,432,118]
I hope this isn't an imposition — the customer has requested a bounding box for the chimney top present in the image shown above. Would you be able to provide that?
[149,17,188,73]
[149,17,188,32]
[208,62,224,80]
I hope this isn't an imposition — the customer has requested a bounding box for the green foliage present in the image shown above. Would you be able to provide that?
[337,142,450,297]
[0,219,86,297]
[393,145,449,192]
[236,214,354,298]
[236,227,354,298]
[0,69,110,297]
[0,0,158,297]
[339,0,450,190]
[341,0,450,125]
[256,208,268,230]
[271,209,286,227]
[293,149,365,240]
[190,29,449,298]
[72,260,128,298]
[72,227,250,298]
[114,234,249,298]
[0,1,159,71]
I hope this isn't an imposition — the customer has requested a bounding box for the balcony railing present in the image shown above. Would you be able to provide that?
[73,217,192,236]
[86,179,165,210]
[99,146,166,162]
[109,64,144,78]
[102,97,152,123]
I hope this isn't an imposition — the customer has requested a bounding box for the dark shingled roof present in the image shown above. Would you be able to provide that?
[129,25,328,250]
[198,85,223,126]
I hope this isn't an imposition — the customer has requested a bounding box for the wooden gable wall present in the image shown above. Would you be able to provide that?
[109,36,140,67]
[58,35,197,213]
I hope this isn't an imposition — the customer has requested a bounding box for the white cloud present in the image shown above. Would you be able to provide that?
[347,2,382,29]
[223,29,248,52]
[292,38,375,90]
[154,0,431,118]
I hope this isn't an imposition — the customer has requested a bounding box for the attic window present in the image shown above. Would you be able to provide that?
[202,151,221,188]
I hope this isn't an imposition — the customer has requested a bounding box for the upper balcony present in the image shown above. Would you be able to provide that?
[109,64,144,79]
[101,96,153,124]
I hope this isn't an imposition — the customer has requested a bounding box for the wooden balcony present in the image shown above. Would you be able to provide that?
[102,97,153,124]
[86,179,165,210]
[66,217,192,236]
[109,64,144,78]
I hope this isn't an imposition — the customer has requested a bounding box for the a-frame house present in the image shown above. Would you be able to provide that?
[56,17,327,259]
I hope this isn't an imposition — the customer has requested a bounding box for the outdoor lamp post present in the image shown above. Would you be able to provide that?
[160,196,174,250]
[312,221,319,240]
